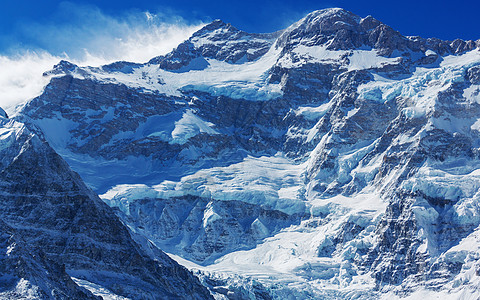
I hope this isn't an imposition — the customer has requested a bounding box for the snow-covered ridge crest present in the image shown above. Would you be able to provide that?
[39,7,480,106]
[42,46,284,102]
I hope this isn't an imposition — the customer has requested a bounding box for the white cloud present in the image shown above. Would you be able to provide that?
[0,51,60,114]
[0,3,204,115]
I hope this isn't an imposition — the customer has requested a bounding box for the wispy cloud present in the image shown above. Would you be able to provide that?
[0,51,59,114]
[0,2,203,114]
[17,2,204,65]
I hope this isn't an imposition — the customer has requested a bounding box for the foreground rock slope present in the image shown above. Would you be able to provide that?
[0,115,212,299]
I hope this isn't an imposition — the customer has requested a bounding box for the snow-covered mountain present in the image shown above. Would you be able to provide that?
[9,7,480,299]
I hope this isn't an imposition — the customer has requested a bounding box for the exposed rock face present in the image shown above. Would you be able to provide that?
[15,7,480,298]
[0,117,212,299]
[0,220,97,300]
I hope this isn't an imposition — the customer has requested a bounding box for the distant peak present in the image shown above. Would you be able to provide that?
[308,7,351,16]
[359,15,382,31]
[43,60,78,76]
[212,19,226,25]
[299,7,361,27]
[304,8,359,19]
[192,19,238,37]
[206,19,228,29]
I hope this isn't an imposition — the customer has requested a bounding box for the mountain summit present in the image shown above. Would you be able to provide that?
[277,8,479,55]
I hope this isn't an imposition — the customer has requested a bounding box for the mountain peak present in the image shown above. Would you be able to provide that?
[149,15,276,67]
[275,8,408,53]
[276,8,363,47]
[191,18,239,39]
[306,7,357,18]
[43,60,78,76]
[297,8,362,30]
